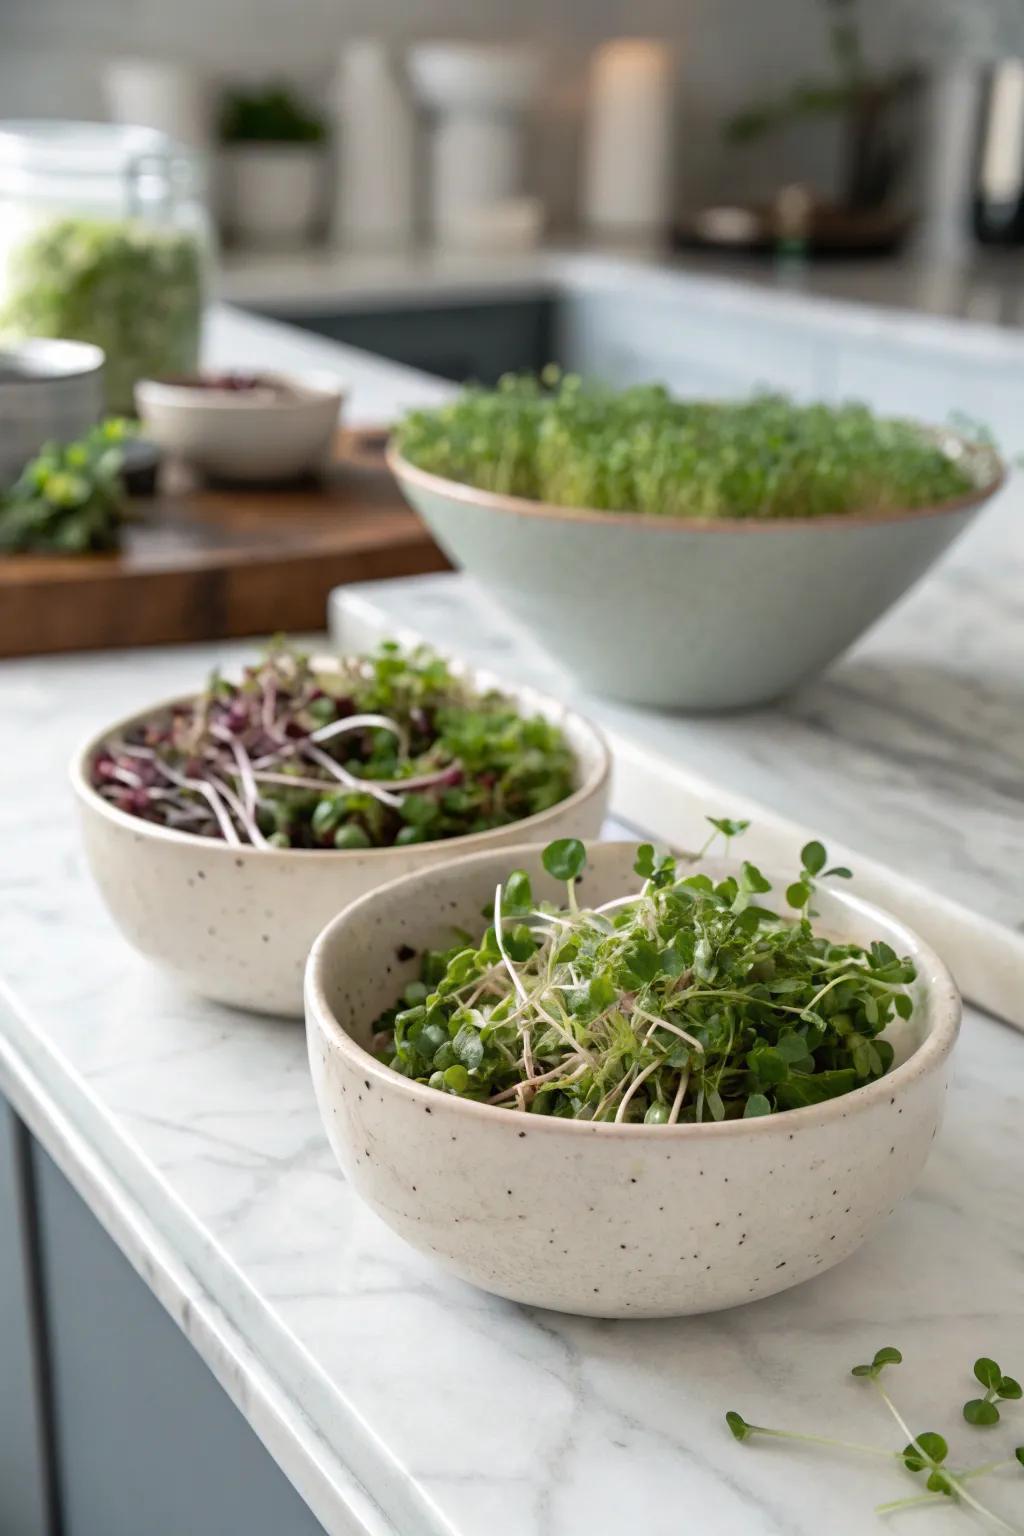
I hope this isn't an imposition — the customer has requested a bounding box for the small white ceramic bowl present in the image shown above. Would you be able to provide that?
[0,338,105,490]
[135,370,345,481]
[71,672,610,1017]
[305,842,960,1318]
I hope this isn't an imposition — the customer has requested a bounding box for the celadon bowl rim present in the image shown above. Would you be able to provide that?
[387,428,1005,535]
[305,840,962,1141]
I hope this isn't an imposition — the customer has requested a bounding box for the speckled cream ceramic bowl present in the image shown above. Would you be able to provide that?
[388,434,1004,709]
[71,673,610,1018]
[305,842,961,1317]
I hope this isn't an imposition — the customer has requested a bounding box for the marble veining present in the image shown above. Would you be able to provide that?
[1,634,1023,1536]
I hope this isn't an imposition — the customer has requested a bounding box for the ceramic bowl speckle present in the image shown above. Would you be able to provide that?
[71,672,610,1017]
[305,842,961,1317]
[388,434,1004,710]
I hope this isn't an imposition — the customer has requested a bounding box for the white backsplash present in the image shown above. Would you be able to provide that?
[5,1,1024,221]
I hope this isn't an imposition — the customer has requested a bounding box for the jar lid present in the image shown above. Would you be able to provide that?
[0,120,198,194]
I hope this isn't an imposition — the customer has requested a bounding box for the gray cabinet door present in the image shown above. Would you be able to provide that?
[260,298,555,385]
[0,1101,51,1536]
[31,1142,330,1536]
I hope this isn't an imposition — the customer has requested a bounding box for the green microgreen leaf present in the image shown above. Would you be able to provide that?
[801,840,827,876]
[743,1093,772,1118]
[633,843,656,878]
[502,870,534,914]
[964,1399,1001,1426]
[542,838,586,882]
[901,1432,948,1472]
[852,1347,903,1379]
[975,1358,1003,1391]
[707,816,750,840]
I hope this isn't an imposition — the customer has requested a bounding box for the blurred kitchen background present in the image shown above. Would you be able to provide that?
[5,0,1024,280]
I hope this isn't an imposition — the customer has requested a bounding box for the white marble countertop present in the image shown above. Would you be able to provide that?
[2,639,1023,1536]
[2,302,1023,1536]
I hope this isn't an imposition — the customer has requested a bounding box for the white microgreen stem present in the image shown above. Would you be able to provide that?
[872,1384,1022,1536]
[633,1006,705,1056]
[310,712,410,758]
[493,882,530,1006]
[615,1059,661,1123]
[743,1424,903,1460]
[301,742,405,809]
[875,1492,944,1515]
[490,1059,587,1104]
[208,773,266,847]
[133,752,240,846]
[877,1456,1024,1516]
[668,1069,689,1123]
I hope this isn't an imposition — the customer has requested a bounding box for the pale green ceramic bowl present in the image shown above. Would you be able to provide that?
[389,433,1004,710]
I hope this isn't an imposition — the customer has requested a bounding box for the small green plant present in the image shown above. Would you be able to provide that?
[965,1359,1024,1427]
[728,1346,1024,1529]
[396,372,983,521]
[375,822,916,1120]
[0,418,134,554]
[220,84,326,144]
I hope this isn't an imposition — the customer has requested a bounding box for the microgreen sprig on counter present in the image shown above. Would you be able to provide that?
[91,640,576,850]
[396,373,987,520]
[965,1360,1024,1427]
[728,1347,1024,1531]
[377,822,917,1121]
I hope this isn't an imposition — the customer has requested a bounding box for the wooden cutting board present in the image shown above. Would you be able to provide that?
[0,429,449,658]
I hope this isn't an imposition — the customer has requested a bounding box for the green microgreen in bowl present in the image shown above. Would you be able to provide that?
[375,821,918,1121]
[395,372,992,521]
[728,1346,1024,1529]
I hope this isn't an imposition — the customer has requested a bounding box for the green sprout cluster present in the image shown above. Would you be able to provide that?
[729,1346,1024,1529]
[1,216,203,412]
[396,372,979,521]
[0,419,134,554]
[376,824,915,1121]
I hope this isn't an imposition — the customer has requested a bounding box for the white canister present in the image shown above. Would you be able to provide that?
[103,59,211,153]
[408,44,540,247]
[583,39,675,239]
[331,41,414,248]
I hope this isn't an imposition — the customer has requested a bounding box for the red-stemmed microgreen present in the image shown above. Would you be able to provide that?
[727,1348,1024,1532]
[91,640,575,851]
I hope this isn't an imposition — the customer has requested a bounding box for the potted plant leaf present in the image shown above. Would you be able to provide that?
[218,83,328,248]
[723,0,920,249]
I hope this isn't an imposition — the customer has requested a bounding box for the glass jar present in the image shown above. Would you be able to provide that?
[0,121,210,414]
